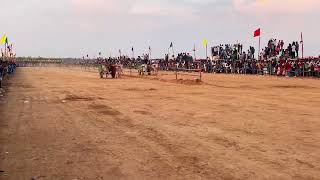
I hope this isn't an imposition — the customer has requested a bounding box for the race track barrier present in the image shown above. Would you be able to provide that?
[121,68,139,77]
[175,68,202,82]
[121,66,203,82]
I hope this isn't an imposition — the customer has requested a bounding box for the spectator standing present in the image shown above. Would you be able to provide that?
[292,42,296,59]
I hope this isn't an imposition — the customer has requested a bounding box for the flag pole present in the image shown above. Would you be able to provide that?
[4,37,7,60]
[131,47,134,59]
[206,43,208,59]
[258,36,261,60]
[301,32,304,59]
[193,44,196,61]
[172,45,175,58]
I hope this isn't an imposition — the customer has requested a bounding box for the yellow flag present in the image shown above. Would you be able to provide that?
[202,39,207,46]
[1,35,7,44]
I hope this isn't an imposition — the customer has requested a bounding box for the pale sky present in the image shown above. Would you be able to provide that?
[1,0,319,58]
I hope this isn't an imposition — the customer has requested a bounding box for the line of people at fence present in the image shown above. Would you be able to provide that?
[16,60,63,67]
[159,55,319,77]
[199,58,320,77]
[82,38,319,78]
[92,54,319,78]
[157,39,318,77]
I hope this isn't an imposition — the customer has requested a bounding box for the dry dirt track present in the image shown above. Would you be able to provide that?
[0,67,320,180]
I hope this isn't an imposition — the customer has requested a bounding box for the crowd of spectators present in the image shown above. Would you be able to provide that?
[92,55,320,78]
[211,44,249,60]
[260,39,300,60]
[162,40,319,78]
[94,54,151,68]
[199,58,320,77]
[0,58,16,89]
[1,44,17,90]
[81,38,319,78]
[157,53,195,70]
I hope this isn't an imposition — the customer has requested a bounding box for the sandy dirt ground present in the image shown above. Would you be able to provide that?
[0,67,320,180]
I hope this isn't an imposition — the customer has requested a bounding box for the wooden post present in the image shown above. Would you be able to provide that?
[175,65,178,80]
[270,61,272,75]
[130,64,132,77]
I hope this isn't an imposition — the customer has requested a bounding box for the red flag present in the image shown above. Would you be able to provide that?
[254,28,261,37]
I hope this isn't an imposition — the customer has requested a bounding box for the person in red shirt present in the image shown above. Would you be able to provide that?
[285,61,292,77]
